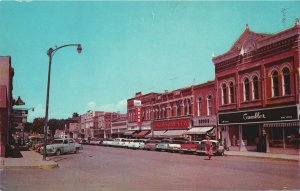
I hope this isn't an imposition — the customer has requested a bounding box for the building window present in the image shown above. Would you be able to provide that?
[207,95,212,116]
[244,78,250,101]
[252,76,259,100]
[272,71,279,97]
[282,67,291,95]
[229,82,234,104]
[197,97,202,117]
[177,102,181,116]
[221,84,227,105]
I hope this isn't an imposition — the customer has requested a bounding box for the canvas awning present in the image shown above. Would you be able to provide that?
[184,127,214,135]
[145,130,166,138]
[132,130,150,138]
[162,129,187,137]
[123,131,136,136]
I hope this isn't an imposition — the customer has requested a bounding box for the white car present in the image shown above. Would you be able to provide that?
[128,139,148,149]
[102,139,114,146]
[168,140,185,152]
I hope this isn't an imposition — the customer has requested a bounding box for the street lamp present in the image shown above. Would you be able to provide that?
[43,44,82,161]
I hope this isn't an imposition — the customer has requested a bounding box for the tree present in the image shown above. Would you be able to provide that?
[72,112,79,118]
[31,118,45,134]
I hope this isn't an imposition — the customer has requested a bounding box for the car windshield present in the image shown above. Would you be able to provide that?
[53,140,63,144]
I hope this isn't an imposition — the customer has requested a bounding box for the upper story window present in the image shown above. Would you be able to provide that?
[177,101,181,116]
[244,78,250,101]
[197,97,202,117]
[229,82,235,104]
[272,70,279,97]
[252,76,259,100]
[221,83,227,105]
[282,67,291,95]
[207,95,212,116]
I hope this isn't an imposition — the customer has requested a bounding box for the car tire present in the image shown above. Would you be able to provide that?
[55,149,61,156]
[75,148,79,154]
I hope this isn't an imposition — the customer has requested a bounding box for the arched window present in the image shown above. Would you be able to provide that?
[229,82,234,104]
[207,95,212,116]
[252,76,259,100]
[244,78,250,101]
[177,101,181,116]
[222,84,227,105]
[282,67,291,95]
[272,71,279,97]
[197,97,202,117]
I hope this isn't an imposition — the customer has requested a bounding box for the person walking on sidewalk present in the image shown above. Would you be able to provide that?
[206,135,213,160]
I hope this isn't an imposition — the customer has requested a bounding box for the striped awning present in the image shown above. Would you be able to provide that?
[263,122,300,128]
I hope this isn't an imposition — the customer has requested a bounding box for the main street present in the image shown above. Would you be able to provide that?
[1,145,299,191]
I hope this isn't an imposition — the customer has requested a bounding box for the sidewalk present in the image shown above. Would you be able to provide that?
[225,150,300,162]
[0,150,58,170]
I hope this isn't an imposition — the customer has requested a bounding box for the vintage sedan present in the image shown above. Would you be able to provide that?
[40,138,83,156]
[167,140,186,153]
[128,139,148,149]
[156,139,171,151]
[144,139,161,151]
[196,140,225,156]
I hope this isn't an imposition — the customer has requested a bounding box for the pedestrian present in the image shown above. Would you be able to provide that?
[206,135,212,160]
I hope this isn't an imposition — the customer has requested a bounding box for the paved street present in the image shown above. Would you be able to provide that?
[1,145,299,191]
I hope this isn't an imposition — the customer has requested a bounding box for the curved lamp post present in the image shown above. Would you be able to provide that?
[43,44,82,161]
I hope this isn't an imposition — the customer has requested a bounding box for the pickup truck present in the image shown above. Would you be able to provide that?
[41,138,83,156]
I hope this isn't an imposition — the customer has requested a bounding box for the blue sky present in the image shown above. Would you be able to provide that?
[1,1,299,122]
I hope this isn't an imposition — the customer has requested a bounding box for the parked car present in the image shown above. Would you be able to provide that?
[156,139,171,151]
[144,139,161,151]
[167,140,186,153]
[102,139,114,146]
[180,141,201,154]
[128,139,148,149]
[40,138,83,156]
[89,138,102,145]
[196,140,225,156]
[122,139,135,148]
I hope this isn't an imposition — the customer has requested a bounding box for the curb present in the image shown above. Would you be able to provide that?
[224,153,299,162]
[3,163,59,170]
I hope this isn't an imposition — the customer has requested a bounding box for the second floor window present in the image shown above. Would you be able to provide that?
[197,98,202,117]
[252,76,259,100]
[207,95,212,116]
[244,78,250,101]
[282,67,291,95]
[222,84,227,105]
[229,82,235,104]
[272,71,279,97]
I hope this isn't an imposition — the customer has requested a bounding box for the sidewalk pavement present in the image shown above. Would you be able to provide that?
[225,150,300,162]
[0,150,58,170]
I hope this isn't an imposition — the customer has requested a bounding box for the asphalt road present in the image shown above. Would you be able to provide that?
[0,145,299,191]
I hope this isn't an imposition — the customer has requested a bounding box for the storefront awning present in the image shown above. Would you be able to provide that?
[184,127,214,135]
[123,131,136,136]
[145,130,166,138]
[263,122,300,128]
[162,129,187,137]
[132,130,150,138]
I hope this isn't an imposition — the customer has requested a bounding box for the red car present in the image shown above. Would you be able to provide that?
[180,141,201,154]
[144,139,161,151]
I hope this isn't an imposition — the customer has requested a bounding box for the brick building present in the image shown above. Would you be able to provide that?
[0,56,14,156]
[127,81,217,140]
[213,22,300,154]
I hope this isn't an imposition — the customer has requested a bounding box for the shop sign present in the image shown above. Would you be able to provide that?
[135,107,142,126]
[218,105,298,125]
[152,118,190,130]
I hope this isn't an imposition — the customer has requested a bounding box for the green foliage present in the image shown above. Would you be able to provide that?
[31,118,67,136]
